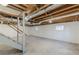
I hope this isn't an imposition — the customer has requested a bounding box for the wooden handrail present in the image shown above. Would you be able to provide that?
[12,25,27,35]
[12,25,23,33]
[8,24,27,36]
[8,24,21,33]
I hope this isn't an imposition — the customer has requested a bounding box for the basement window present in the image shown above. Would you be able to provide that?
[56,25,64,30]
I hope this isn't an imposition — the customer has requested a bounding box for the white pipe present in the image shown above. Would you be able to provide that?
[40,12,79,23]
[25,4,63,20]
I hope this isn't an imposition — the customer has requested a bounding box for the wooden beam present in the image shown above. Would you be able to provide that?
[22,4,37,13]
[40,12,79,23]
[0,5,21,17]
[12,4,27,11]
[33,4,39,10]
[35,8,78,23]
[8,5,23,12]
[53,7,79,17]
[50,4,78,15]
[33,5,78,20]
[29,4,49,15]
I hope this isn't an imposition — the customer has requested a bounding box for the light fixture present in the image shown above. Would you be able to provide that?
[1,4,8,6]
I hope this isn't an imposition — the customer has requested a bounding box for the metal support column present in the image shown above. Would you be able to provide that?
[17,17,20,43]
[22,12,26,54]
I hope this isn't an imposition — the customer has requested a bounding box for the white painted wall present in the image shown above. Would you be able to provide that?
[27,21,79,44]
[0,22,79,44]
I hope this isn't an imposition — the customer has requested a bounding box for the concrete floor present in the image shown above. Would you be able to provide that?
[25,35,79,55]
[0,35,79,55]
[0,44,22,55]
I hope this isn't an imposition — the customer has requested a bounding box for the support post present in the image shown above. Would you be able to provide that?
[17,17,20,43]
[22,12,26,54]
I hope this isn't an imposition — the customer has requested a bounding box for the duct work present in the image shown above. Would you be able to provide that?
[0,4,65,25]
[25,4,64,21]
[0,4,78,26]
[26,12,79,26]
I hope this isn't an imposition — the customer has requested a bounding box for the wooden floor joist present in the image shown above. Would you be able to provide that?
[32,5,79,22]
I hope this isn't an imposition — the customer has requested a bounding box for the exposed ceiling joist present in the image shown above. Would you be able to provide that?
[23,4,37,13]
[40,12,79,23]
[0,4,78,26]
[53,7,79,17]
[11,4,27,11]
[27,4,50,16]
[41,7,79,21]
[0,4,21,17]
[26,4,63,19]
[8,5,23,12]
[33,5,79,21]
[33,4,39,10]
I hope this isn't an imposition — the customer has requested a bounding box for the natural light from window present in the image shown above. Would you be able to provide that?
[56,25,64,30]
